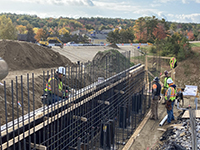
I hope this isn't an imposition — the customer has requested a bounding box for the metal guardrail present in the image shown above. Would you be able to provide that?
[64,43,148,46]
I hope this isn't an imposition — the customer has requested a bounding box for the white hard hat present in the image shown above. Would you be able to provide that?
[57,66,66,75]
[167,78,173,84]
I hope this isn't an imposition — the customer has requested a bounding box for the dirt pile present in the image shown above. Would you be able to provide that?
[175,48,200,90]
[0,40,73,71]
[107,43,120,49]
[87,49,130,79]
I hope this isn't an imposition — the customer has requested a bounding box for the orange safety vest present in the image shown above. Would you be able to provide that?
[165,87,176,101]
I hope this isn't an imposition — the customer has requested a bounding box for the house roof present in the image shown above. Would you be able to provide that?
[17,34,27,41]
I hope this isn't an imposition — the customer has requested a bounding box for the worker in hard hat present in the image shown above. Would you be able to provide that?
[162,70,173,105]
[42,66,69,105]
[165,78,176,124]
[150,77,161,120]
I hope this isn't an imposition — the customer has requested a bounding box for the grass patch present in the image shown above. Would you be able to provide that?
[190,43,200,47]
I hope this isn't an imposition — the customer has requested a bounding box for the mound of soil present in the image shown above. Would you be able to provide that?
[175,54,200,90]
[86,49,130,80]
[107,43,120,49]
[0,40,73,71]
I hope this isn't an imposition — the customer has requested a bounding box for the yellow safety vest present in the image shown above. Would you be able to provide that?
[164,77,172,89]
[45,77,63,93]
[165,87,176,101]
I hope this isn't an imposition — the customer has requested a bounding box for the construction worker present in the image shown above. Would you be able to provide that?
[175,88,184,106]
[150,77,161,120]
[42,66,69,105]
[165,78,176,124]
[162,70,173,104]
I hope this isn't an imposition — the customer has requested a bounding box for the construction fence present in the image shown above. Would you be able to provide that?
[0,51,151,150]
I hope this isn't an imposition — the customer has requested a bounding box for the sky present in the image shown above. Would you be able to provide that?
[0,0,200,23]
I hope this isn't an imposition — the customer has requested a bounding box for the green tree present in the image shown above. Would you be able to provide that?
[26,24,35,42]
[0,15,17,40]
[60,32,71,43]
[156,32,191,61]
[170,23,177,32]
[106,29,120,44]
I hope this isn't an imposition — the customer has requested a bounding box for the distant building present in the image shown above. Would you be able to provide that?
[100,29,113,34]
[17,34,27,41]
[87,33,109,44]
[71,30,87,36]
[17,34,36,43]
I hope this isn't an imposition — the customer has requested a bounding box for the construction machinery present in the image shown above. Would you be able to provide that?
[0,57,8,80]
[38,37,64,48]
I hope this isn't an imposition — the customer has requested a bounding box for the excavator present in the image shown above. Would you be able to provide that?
[0,57,8,81]
[38,37,64,48]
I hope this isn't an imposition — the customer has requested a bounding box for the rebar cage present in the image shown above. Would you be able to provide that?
[0,51,151,150]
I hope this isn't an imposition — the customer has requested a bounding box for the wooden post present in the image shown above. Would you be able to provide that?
[145,55,149,84]
[172,68,175,84]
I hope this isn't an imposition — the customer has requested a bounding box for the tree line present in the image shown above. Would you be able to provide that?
[0,13,199,61]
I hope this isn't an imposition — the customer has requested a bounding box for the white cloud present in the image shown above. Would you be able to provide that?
[150,3,161,7]
[182,0,187,3]
[153,0,175,3]
[11,0,94,6]
[167,13,200,23]
[194,0,200,3]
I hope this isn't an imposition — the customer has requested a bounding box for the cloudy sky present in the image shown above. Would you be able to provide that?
[0,0,200,23]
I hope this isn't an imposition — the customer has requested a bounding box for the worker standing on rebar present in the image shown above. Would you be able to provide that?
[42,66,69,105]
[150,77,161,120]
[165,78,176,124]
[162,70,173,105]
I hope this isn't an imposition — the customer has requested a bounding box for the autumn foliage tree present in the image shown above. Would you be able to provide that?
[58,27,69,35]
[153,23,167,40]
[16,25,27,34]
[133,17,147,42]
[187,31,195,41]
[0,15,17,40]
[34,28,46,41]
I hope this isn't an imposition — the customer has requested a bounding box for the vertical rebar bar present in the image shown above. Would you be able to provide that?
[42,71,45,147]
[0,117,2,150]
[11,80,15,150]
[4,81,9,149]
[32,73,36,150]
[27,74,31,150]
[20,75,26,150]
[46,70,50,148]
[16,76,21,150]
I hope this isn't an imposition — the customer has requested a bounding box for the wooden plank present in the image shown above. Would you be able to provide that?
[182,110,200,118]
[147,70,155,78]
[122,110,151,150]
[169,124,184,130]
[2,65,145,149]
[157,128,166,132]
[30,143,47,150]
[147,56,172,59]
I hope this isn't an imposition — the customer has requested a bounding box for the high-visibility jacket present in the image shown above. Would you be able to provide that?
[170,57,177,69]
[152,82,161,96]
[45,77,63,93]
[164,77,172,89]
[165,87,176,101]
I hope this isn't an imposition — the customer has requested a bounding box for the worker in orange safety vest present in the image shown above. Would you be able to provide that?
[150,77,161,120]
